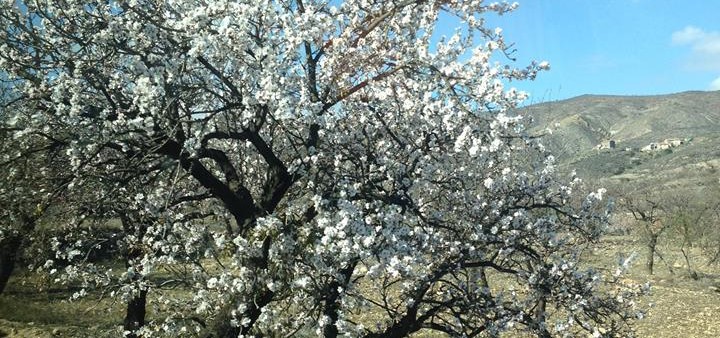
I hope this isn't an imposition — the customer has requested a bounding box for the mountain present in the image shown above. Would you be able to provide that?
[518,91,720,194]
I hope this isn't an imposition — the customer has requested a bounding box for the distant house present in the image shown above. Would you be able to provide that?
[641,143,657,152]
[665,138,683,147]
[641,138,685,152]
[595,139,617,150]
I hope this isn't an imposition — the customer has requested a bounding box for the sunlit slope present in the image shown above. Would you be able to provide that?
[520,91,720,190]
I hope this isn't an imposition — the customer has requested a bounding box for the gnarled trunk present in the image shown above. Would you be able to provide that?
[123,289,148,337]
[0,235,22,294]
[533,296,551,338]
[121,215,150,338]
[322,262,356,338]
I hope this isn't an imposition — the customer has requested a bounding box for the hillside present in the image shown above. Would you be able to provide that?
[519,91,720,193]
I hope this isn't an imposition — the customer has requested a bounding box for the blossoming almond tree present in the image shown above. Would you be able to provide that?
[0,81,73,294]
[1,0,643,336]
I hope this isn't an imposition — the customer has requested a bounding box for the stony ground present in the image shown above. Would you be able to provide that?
[594,235,720,338]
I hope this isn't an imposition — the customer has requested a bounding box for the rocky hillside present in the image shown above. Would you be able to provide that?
[518,91,720,193]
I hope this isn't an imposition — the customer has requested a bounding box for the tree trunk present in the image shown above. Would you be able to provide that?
[123,289,148,337]
[681,247,698,280]
[322,262,355,338]
[120,216,149,337]
[646,235,657,275]
[532,294,551,338]
[0,235,22,294]
[322,282,341,338]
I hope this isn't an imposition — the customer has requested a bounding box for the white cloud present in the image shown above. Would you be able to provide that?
[672,26,720,90]
[710,76,720,91]
[671,26,706,45]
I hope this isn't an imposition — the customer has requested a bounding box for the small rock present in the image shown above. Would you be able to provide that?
[52,328,61,335]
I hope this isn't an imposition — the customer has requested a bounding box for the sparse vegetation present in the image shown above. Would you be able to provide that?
[618,189,673,275]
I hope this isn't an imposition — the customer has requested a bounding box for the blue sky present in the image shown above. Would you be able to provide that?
[479,1,720,102]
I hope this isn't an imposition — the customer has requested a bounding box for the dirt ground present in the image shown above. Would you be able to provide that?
[1,235,720,337]
[595,235,720,338]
